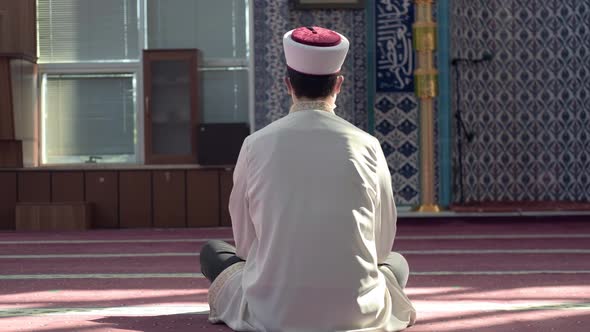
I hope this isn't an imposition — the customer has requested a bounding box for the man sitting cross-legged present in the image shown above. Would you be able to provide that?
[200,26,416,332]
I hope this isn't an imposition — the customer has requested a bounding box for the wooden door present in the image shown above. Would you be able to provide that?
[153,170,186,228]
[119,171,152,228]
[187,170,219,227]
[143,49,200,164]
[85,171,118,228]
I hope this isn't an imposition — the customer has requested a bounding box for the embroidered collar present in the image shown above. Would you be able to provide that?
[289,100,336,114]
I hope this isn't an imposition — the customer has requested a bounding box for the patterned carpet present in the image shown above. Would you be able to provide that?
[1,220,589,331]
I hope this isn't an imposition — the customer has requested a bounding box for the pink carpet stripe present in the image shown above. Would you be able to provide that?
[2,253,589,275]
[0,242,210,255]
[1,256,200,274]
[1,237,588,256]
[396,221,590,235]
[2,275,586,309]
[1,221,589,332]
[0,228,233,241]
[1,220,588,241]
[405,253,590,271]
[0,315,217,332]
[395,237,590,250]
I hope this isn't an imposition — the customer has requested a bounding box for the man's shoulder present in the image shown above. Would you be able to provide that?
[333,116,378,143]
[322,113,380,147]
[246,111,379,148]
[246,115,291,142]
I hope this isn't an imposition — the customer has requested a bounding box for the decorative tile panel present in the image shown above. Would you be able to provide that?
[451,0,590,202]
[374,93,420,205]
[375,0,415,92]
[254,0,442,207]
[372,0,440,206]
[253,1,367,131]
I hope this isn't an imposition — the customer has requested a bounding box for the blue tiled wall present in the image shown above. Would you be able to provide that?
[451,0,590,202]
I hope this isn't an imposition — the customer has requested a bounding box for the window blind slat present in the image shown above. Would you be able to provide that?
[37,0,139,63]
[44,75,135,161]
[147,0,248,60]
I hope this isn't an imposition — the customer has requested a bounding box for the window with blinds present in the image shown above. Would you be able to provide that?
[37,0,252,164]
[147,0,250,123]
[42,74,136,164]
[37,0,139,63]
[147,0,248,62]
[201,69,249,123]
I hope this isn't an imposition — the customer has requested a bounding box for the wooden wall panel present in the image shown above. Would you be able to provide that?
[51,171,84,202]
[7,167,233,229]
[219,169,233,226]
[18,0,37,58]
[16,202,90,231]
[187,170,219,227]
[0,139,22,167]
[85,171,118,228]
[119,171,152,228]
[0,172,17,229]
[18,171,50,202]
[153,170,186,228]
[0,58,14,139]
[0,0,36,59]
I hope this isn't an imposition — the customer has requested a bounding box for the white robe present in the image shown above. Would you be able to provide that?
[208,104,416,331]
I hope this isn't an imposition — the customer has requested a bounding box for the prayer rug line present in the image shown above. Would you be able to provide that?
[2,270,590,280]
[0,305,210,317]
[1,234,589,245]
[2,249,590,259]
[3,301,589,318]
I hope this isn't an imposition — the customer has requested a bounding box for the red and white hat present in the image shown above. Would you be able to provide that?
[283,26,350,75]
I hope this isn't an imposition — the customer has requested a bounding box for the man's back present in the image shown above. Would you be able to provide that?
[205,25,415,332]
[240,109,390,330]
